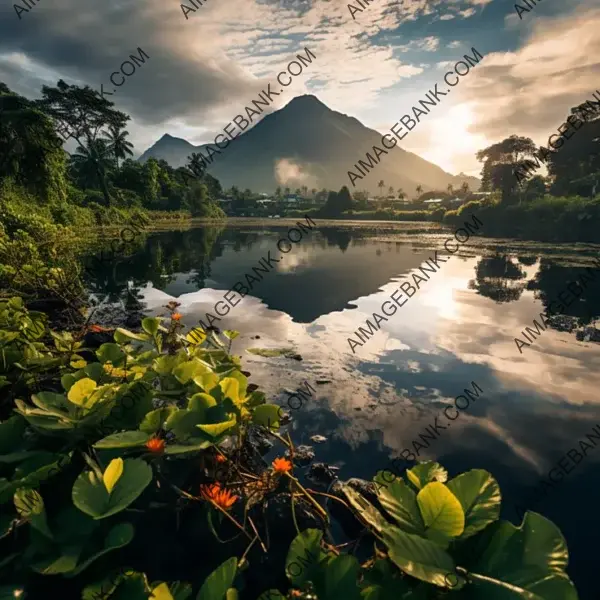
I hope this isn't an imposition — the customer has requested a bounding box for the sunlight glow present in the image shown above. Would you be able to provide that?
[420,103,488,174]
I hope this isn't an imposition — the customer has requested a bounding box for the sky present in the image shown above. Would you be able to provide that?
[1,0,599,178]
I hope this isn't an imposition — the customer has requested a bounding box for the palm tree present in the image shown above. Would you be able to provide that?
[187,153,207,179]
[377,180,385,199]
[460,182,470,197]
[102,125,134,168]
[388,186,394,198]
[70,139,114,195]
[416,185,423,199]
[397,189,406,201]
[447,183,454,195]
[284,187,291,196]
[302,185,308,197]
[275,186,282,199]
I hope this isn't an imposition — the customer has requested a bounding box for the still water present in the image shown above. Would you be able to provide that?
[83,220,600,598]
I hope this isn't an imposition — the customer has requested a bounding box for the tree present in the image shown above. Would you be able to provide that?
[447,183,454,195]
[388,186,394,197]
[102,125,134,168]
[524,175,547,201]
[275,186,282,199]
[416,185,423,199]
[311,188,317,198]
[284,187,291,196]
[547,102,600,197]
[353,190,368,209]
[37,79,129,205]
[186,182,210,216]
[302,185,308,197]
[337,186,353,211]
[70,138,114,195]
[142,158,161,207]
[460,182,470,197]
[397,189,406,201]
[0,84,67,203]
[187,153,207,179]
[476,135,537,204]
[294,188,302,196]
[323,190,340,215]
[377,180,385,198]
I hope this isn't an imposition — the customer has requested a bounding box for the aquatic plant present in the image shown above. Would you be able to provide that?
[0,299,579,599]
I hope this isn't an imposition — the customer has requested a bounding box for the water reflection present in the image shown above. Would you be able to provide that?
[80,223,600,598]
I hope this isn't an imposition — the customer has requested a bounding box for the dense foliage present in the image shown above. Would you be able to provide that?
[0,299,580,599]
[0,80,225,307]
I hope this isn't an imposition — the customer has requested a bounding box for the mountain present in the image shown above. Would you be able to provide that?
[138,95,480,194]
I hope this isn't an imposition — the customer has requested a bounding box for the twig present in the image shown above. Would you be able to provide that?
[247,516,268,554]
[305,488,350,509]
[290,491,301,536]
[207,499,253,542]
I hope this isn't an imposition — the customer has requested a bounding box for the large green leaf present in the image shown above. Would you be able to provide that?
[165,409,207,441]
[417,482,465,542]
[0,416,25,455]
[67,378,97,407]
[196,417,237,438]
[97,343,126,366]
[14,488,52,538]
[31,545,83,575]
[382,525,458,588]
[104,458,124,493]
[150,583,174,600]
[446,469,501,539]
[285,528,328,586]
[340,483,390,535]
[219,377,240,403]
[406,462,448,490]
[196,557,238,600]
[142,317,161,336]
[139,407,178,434]
[193,373,219,393]
[164,441,212,455]
[251,404,282,430]
[114,328,152,344]
[72,458,153,519]
[173,359,211,384]
[153,354,183,376]
[374,472,425,535]
[188,393,218,413]
[322,554,362,600]
[466,511,578,599]
[66,523,135,577]
[94,431,151,449]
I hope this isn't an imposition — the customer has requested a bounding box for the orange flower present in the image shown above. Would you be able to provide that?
[146,436,165,453]
[200,483,238,509]
[272,457,293,474]
[215,454,227,463]
[171,313,182,321]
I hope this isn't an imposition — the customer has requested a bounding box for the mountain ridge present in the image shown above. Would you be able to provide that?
[138,94,480,194]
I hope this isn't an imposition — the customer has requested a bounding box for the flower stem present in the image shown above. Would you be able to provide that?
[284,473,329,523]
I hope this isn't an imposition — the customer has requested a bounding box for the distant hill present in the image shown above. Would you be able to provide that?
[138,95,480,194]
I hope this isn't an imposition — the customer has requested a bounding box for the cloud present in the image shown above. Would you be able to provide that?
[274,158,318,187]
[457,5,600,145]
[0,0,429,152]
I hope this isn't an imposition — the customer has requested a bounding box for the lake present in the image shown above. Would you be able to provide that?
[83,219,600,599]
